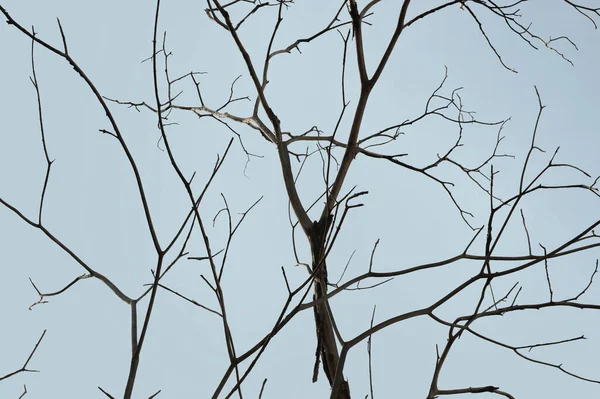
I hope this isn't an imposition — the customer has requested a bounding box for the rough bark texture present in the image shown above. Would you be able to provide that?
[310,217,351,399]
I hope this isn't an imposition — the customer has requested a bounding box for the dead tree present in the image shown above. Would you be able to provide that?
[1,1,600,398]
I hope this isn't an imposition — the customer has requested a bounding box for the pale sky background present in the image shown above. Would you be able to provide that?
[1,1,600,398]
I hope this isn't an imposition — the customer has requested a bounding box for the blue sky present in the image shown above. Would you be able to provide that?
[1,1,599,398]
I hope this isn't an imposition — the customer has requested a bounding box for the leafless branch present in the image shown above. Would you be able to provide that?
[0,330,46,382]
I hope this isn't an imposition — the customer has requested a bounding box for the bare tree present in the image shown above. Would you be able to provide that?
[1,1,600,398]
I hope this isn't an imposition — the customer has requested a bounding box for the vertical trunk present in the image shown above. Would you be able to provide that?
[310,218,351,399]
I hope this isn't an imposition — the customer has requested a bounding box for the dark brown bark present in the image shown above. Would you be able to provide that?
[310,217,351,399]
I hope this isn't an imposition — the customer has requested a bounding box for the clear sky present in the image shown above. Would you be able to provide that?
[1,1,599,398]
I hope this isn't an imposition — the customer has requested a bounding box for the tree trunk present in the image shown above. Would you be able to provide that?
[310,218,351,399]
